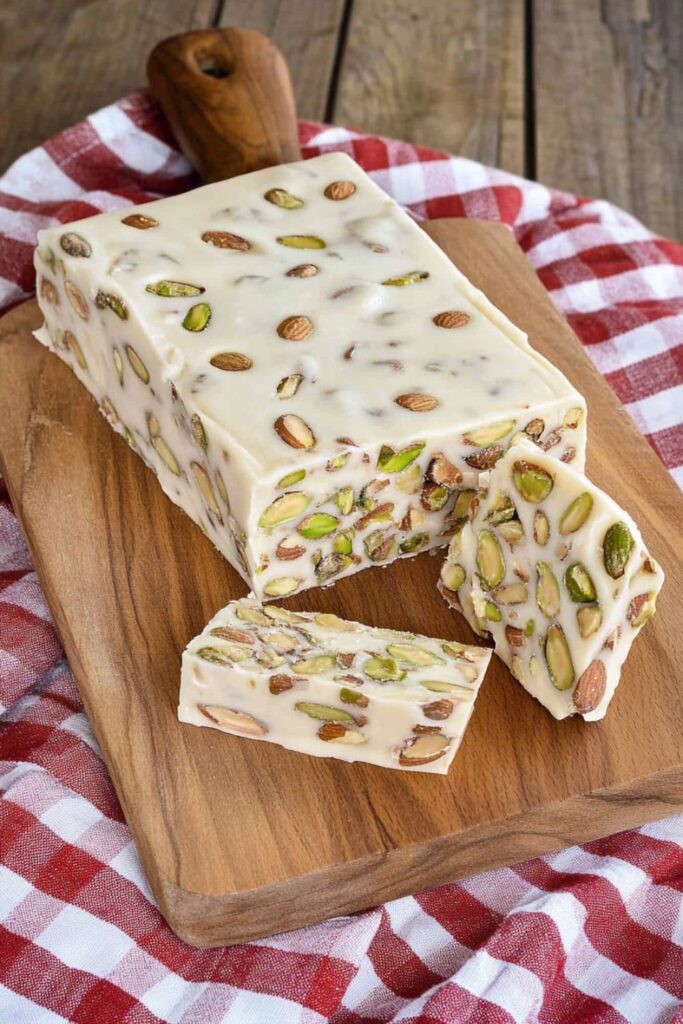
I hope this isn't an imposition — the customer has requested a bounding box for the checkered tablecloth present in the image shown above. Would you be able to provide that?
[1,90,682,1024]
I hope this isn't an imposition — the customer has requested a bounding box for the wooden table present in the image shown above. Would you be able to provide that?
[1,1,681,239]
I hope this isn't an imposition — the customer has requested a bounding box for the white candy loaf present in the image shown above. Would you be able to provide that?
[439,439,664,720]
[179,599,492,774]
[34,151,586,599]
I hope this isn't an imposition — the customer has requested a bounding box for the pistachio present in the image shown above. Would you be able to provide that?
[297,512,339,539]
[627,591,657,628]
[545,624,575,691]
[377,441,425,473]
[482,599,502,622]
[559,492,593,535]
[324,180,356,200]
[146,280,205,298]
[382,270,429,286]
[536,561,561,618]
[122,213,158,229]
[327,453,349,471]
[277,235,326,249]
[432,310,470,329]
[274,414,316,449]
[334,486,354,516]
[286,263,319,278]
[318,723,366,744]
[395,392,439,412]
[263,577,300,597]
[573,660,606,713]
[95,290,128,320]
[60,232,91,258]
[524,418,545,440]
[358,478,389,510]
[276,537,306,560]
[196,643,250,664]
[364,656,405,681]
[399,733,450,766]
[506,625,525,647]
[565,563,596,603]
[333,529,354,554]
[421,482,450,511]
[513,460,554,502]
[39,277,59,306]
[236,605,270,625]
[563,407,584,429]
[401,505,426,531]
[427,453,462,488]
[277,373,304,399]
[202,230,251,250]
[100,397,119,424]
[492,582,528,605]
[147,415,181,476]
[264,187,304,209]
[603,521,634,579]
[577,604,603,638]
[126,345,149,383]
[312,612,352,631]
[64,331,87,369]
[315,552,351,582]
[188,462,220,520]
[293,656,337,676]
[199,705,267,735]
[277,315,313,341]
[65,280,89,319]
[354,503,394,531]
[450,489,477,524]
[339,687,369,708]
[183,302,211,331]
[498,519,525,546]
[210,626,254,645]
[123,427,136,449]
[386,643,445,667]
[400,533,427,554]
[476,530,505,589]
[259,491,311,529]
[440,562,465,591]
[363,529,397,562]
[296,700,356,724]
[486,495,517,525]
[533,509,550,546]
[463,419,516,447]
[464,445,504,471]
[264,606,305,625]
[269,674,295,695]
[277,468,307,489]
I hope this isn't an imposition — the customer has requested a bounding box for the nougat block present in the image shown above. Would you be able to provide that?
[438,438,664,720]
[179,599,492,774]
[34,151,586,599]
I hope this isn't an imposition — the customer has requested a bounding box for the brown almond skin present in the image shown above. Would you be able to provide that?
[122,213,158,229]
[398,736,450,766]
[395,393,439,412]
[432,310,470,329]
[286,264,319,278]
[427,454,462,487]
[627,593,651,623]
[413,725,443,735]
[276,539,307,561]
[39,278,59,306]
[274,414,315,449]
[210,352,253,371]
[464,445,504,470]
[210,626,253,645]
[277,315,313,341]
[324,180,356,200]
[573,660,606,714]
[505,625,525,648]
[269,674,294,695]
[423,699,454,720]
[318,722,349,740]
[337,652,355,669]
[201,230,251,251]
[354,502,394,531]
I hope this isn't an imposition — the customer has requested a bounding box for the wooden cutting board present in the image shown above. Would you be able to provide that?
[1,30,681,948]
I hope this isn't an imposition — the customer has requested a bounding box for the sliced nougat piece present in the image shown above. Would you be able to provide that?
[438,438,664,721]
[34,151,586,600]
[179,599,492,774]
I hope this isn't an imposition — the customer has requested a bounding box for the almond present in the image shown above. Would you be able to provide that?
[209,626,254,645]
[464,445,504,470]
[269,674,294,695]
[432,310,470,329]
[274,414,316,449]
[198,705,267,736]
[398,732,450,766]
[505,625,525,648]
[422,699,454,720]
[276,537,307,560]
[286,263,319,278]
[122,213,158,229]
[210,351,253,371]
[427,453,462,487]
[395,393,439,412]
[324,180,356,200]
[201,230,251,251]
[573,660,606,714]
[277,315,313,341]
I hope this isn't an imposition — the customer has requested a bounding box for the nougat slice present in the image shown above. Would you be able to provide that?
[34,151,585,600]
[179,599,492,774]
[438,438,664,720]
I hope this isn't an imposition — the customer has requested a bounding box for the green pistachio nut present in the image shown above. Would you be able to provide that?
[565,562,597,603]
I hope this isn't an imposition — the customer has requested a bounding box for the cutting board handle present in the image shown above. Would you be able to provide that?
[148,28,301,182]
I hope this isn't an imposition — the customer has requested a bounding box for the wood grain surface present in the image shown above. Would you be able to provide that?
[1,219,681,947]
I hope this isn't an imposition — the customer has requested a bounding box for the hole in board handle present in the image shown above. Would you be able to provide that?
[196,50,233,79]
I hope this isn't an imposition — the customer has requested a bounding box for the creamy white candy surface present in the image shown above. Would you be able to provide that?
[179,599,492,773]
[33,152,586,598]
[439,438,664,721]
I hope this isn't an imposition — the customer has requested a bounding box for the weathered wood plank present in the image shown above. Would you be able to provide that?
[0,0,218,172]
[333,0,525,174]
[217,1,348,122]
[533,0,683,239]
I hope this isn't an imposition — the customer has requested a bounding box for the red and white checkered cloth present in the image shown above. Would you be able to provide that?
[1,91,682,1024]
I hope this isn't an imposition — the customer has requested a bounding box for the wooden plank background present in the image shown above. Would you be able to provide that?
[0,0,680,238]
